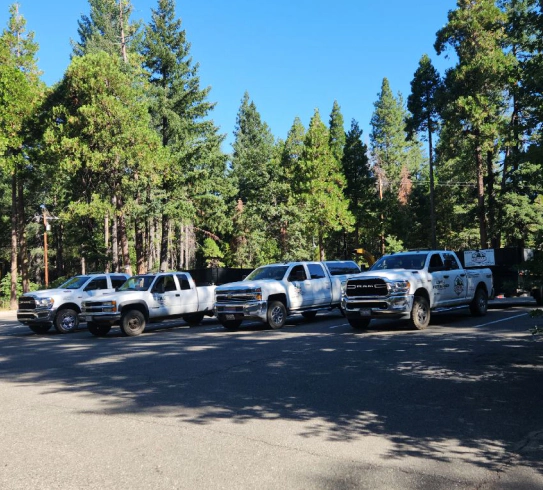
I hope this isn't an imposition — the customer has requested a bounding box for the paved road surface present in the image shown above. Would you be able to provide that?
[0,302,542,489]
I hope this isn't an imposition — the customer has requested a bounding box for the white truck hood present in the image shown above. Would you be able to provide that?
[22,289,79,300]
[355,269,421,282]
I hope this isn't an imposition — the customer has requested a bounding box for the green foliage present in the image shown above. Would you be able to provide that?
[0,273,38,304]
[201,238,224,268]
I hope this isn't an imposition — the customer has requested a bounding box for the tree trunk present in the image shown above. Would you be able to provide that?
[17,165,29,293]
[427,120,436,249]
[111,196,119,272]
[10,172,18,309]
[135,216,146,274]
[160,215,169,271]
[486,150,497,249]
[116,195,132,275]
[475,144,487,249]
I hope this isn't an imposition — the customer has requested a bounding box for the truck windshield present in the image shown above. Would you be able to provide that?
[118,275,155,291]
[370,253,428,271]
[324,261,361,275]
[59,276,90,289]
[245,266,289,281]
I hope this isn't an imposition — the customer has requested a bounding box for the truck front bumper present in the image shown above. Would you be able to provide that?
[17,309,56,325]
[79,312,121,325]
[214,301,268,322]
[341,294,413,319]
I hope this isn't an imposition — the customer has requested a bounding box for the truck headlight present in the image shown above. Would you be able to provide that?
[390,281,410,293]
[254,288,262,301]
[35,297,54,309]
[101,301,117,312]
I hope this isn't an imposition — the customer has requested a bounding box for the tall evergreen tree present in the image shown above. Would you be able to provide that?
[328,100,346,164]
[435,0,513,248]
[295,109,353,260]
[142,0,227,271]
[406,54,443,249]
[0,3,43,306]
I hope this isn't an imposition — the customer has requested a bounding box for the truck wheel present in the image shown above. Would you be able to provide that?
[469,288,488,316]
[267,301,286,330]
[29,324,52,334]
[87,322,111,337]
[120,310,146,336]
[409,296,430,330]
[348,318,371,330]
[54,308,79,334]
[183,313,205,327]
[218,315,242,331]
[301,311,317,321]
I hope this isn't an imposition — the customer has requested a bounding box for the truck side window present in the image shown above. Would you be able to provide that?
[111,276,128,288]
[307,263,326,279]
[153,277,165,294]
[176,274,191,290]
[163,275,177,292]
[443,253,460,270]
[85,277,108,291]
[429,254,444,272]
[288,265,307,282]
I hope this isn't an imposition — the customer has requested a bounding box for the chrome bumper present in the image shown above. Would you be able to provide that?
[214,301,268,322]
[341,294,413,318]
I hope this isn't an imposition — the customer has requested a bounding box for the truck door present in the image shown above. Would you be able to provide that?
[176,273,198,314]
[151,275,182,316]
[427,253,446,306]
[441,252,468,304]
[307,263,332,306]
[286,265,312,309]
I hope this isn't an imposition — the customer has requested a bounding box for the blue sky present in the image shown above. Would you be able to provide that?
[2,0,458,149]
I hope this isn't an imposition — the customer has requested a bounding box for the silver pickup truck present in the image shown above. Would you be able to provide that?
[80,271,215,337]
[17,273,130,334]
[214,260,360,330]
[342,250,494,330]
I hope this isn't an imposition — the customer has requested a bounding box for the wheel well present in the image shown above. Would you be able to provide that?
[268,293,287,307]
[120,303,148,320]
[57,303,80,314]
[476,282,488,294]
[413,288,430,302]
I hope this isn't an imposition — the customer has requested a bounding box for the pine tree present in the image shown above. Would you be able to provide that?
[0,3,43,306]
[406,54,443,248]
[328,100,346,164]
[142,0,227,271]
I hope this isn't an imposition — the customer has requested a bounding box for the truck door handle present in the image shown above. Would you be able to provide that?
[176,294,180,297]
[444,275,449,278]
[460,274,466,277]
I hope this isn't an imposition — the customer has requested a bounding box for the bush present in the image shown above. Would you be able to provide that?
[0,273,39,308]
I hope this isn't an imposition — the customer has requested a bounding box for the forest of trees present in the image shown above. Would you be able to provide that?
[1,0,543,308]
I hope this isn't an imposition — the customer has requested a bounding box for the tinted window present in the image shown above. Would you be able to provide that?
[307,263,326,279]
[429,254,444,269]
[443,253,460,270]
[163,275,177,292]
[371,254,428,271]
[119,275,154,291]
[59,276,90,290]
[324,261,360,276]
[245,266,289,281]
[176,274,191,290]
[111,276,128,288]
[288,265,307,282]
[85,277,108,291]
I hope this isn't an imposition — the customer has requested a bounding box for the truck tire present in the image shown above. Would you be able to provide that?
[267,301,286,330]
[54,308,79,334]
[218,315,242,331]
[301,311,317,321]
[29,324,52,334]
[409,296,430,330]
[348,318,371,330]
[183,313,205,327]
[87,322,111,337]
[120,310,146,336]
[469,288,488,316]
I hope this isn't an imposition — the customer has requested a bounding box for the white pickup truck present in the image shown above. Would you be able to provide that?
[214,260,361,330]
[341,250,494,330]
[17,273,130,334]
[80,271,215,337]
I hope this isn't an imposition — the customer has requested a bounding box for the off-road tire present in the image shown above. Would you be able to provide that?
[409,296,430,330]
[120,310,146,337]
[469,288,488,316]
[54,308,79,334]
[267,301,286,330]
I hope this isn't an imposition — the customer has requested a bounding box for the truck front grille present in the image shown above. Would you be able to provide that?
[346,279,389,297]
[18,297,36,310]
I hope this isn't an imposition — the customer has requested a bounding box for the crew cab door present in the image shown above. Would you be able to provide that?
[427,253,446,306]
[306,263,332,306]
[286,265,312,309]
[81,276,112,299]
[440,252,468,304]
[150,274,182,316]
[175,273,199,314]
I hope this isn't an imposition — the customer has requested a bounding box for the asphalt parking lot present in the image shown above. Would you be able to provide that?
[0,299,542,489]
